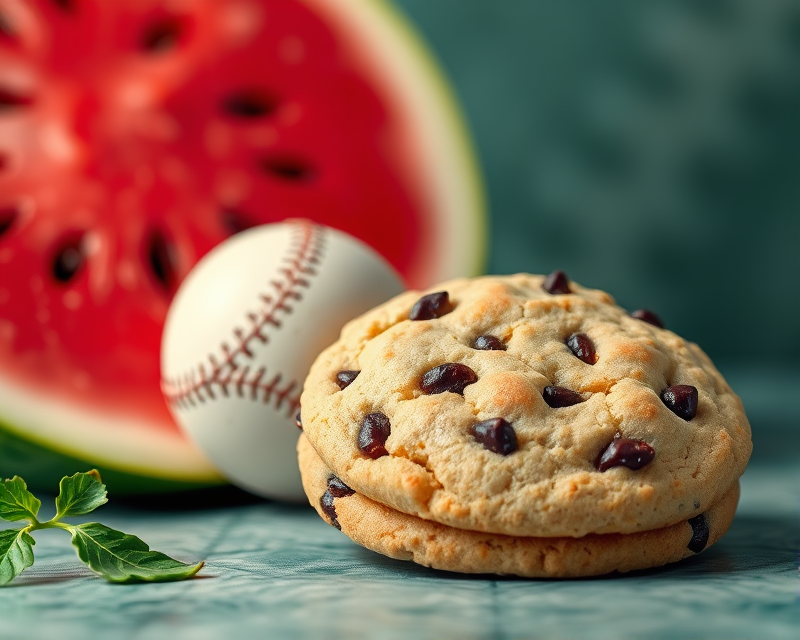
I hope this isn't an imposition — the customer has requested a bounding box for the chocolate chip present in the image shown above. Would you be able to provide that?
[327,475,355,498]
[596,437,655,472]
[336,370,360,389]
[319,476,356,529]
[473,335,506,351]
[471,418,518,455]
[409,291,452,320]
[358,412,391,459]
[687,514,709,553]
[420,363,478,395]
[543,270,571,295]
[660,385,698,421]
[542,385,585,408]
[319,490,340,529]
[566,333,597,364]
[295,412,303,430]
[631,309,664,328]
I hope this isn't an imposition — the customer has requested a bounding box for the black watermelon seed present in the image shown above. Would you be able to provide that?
[631,309,664,328]
[261,157,314,182]
[0,13,15,39]
[336,370,360,389]
[327,475,355,498]
[223,90,277,118]
[420,363,478,395]
[471,418,518,455]
[52,236,85,284]
[661,385,699,421]
[0,87,33,109]
[687,514,710,553]
[596,437,655,472]
[566,333,597,364]
[0,205,17,237]
[295,412,303,430]
[146,229,178,292]
[220,208,257,236]
[49,0,74,12]
[473,335,506,351]
[542,385,585,408]
[409,291,452,320]
[358,412,391,459]
[141,18,182,53]
[543,270,571,295]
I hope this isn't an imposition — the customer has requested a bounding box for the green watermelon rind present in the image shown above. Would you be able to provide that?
[0,420,224,495]
[0,372,224,493]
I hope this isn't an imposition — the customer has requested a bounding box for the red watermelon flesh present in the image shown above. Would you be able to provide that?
[0,0,483,488]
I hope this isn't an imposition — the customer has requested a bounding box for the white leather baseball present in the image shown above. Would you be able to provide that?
[161,220,405,501]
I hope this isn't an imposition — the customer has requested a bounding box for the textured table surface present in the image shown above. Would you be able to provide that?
[2,370,798,640]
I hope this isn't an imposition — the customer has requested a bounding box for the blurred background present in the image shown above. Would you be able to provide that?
[397,0,799,370]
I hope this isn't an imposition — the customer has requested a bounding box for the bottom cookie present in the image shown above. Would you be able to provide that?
[298,434,740,578]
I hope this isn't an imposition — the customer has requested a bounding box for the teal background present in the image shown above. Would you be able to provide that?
[395,0,800,366]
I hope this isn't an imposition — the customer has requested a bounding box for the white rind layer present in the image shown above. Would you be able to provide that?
[0,371,221,482]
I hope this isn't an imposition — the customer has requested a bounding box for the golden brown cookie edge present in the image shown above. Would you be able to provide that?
[299,433,740,578]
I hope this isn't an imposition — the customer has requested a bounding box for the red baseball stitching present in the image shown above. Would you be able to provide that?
[161,221,325,418]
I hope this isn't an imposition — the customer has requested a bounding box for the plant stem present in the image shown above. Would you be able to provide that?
[28,520,73,533]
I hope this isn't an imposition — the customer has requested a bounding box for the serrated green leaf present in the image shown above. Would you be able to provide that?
[70,523,203,583]
[0,528,35,586]
[55,470,108,519]
[0,477,41,522]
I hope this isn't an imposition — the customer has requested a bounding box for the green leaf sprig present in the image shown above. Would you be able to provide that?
[0,470,203,586]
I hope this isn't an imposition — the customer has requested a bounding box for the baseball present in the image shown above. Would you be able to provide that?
[160,220,405,501]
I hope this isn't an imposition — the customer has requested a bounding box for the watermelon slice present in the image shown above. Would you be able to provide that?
[0,0,485,493]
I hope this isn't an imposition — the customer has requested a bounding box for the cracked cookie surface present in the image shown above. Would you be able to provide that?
[299,274,751,537]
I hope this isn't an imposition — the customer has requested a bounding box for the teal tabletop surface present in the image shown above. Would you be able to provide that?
[1,368,798,640]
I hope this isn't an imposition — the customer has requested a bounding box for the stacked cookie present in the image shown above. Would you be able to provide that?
[297,273,751,577]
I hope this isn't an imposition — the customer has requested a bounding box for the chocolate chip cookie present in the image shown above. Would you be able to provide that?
[299,433,740,577]
[298,272,751,575]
